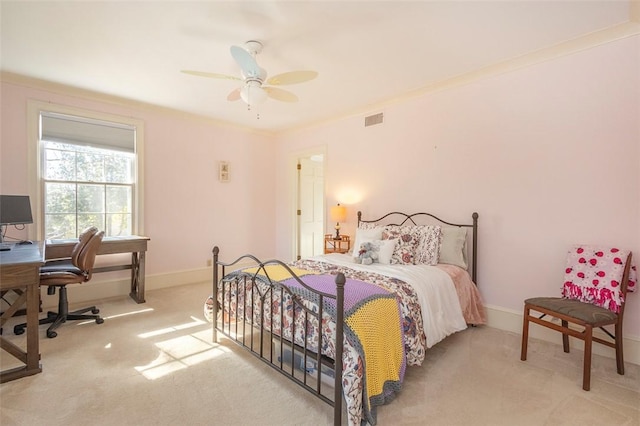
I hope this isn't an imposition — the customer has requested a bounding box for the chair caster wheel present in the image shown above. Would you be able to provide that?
[96,318,104,324]
[14,326,25,335]
[47,330,58,338]
[92,308,100,314]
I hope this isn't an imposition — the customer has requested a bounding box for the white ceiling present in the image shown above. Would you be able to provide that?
[1,1,638,133]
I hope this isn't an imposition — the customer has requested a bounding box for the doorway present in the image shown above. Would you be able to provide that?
[296,151,325,260]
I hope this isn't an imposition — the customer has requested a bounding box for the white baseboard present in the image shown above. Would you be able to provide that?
[40,267,212,309]
[39,259,261,309]
[485,304,640,366]
[36,270,640,367]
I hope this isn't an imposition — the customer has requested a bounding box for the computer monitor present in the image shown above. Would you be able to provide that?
[0,195,33,243]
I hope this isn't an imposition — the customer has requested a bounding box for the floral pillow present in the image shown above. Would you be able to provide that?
[415,225,442,266]
[357,221,378,230]
[383,225,441,265]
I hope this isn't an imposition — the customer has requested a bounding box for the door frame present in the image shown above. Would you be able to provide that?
[292,145,327,260]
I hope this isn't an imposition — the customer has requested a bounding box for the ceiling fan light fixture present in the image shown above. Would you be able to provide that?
[240,80,268,107]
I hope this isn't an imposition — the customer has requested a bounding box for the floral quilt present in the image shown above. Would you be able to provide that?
[206,260,431,425]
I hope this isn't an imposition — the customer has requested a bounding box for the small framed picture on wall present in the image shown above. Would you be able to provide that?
[219,161,230,182]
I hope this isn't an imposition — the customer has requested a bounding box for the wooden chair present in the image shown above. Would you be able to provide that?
[14,229,105,338]
[521,245,635,390]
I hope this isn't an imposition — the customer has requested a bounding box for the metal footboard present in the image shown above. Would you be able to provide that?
[212,246,345,425]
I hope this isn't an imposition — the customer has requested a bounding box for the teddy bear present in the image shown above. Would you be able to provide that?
[355,241,379,265]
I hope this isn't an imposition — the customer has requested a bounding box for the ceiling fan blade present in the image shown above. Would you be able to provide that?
[230,45,262,78]
[267,71,318,86]
[263,87,298,102]
[181,70,240,81]
[227,88,241,101]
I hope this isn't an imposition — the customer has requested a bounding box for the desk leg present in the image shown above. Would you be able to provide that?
[129,251,146,304]
[25,282,41,375]
[0,283,42,383]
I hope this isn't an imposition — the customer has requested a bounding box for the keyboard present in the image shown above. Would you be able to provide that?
[0,243,13,251]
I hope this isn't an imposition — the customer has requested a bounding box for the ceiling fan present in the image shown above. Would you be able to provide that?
[182,40,318,109]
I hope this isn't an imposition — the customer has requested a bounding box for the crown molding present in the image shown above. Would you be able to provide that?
[0,71,276,138]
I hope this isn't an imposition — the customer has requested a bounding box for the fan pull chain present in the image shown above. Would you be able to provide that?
[246,103,260,120]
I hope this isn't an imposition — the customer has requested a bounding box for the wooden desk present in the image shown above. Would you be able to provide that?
[46,236,150,303]
[0,242,44,382]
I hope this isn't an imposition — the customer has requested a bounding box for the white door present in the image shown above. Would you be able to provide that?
[297,155,324,259]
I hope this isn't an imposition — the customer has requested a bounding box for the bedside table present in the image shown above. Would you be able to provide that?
[324,234,350,254]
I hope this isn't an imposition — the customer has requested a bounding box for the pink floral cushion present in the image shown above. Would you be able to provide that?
[562,245,635,313]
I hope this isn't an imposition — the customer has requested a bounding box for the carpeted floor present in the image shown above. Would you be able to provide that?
[1,281,638,425]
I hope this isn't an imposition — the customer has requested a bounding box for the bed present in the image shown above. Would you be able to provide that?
[205,211,486,425]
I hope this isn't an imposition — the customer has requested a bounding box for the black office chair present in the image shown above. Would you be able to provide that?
[14,229,105,338]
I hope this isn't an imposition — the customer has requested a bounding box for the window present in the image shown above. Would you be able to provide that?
[29,103,144,240]
[43,140,134,238]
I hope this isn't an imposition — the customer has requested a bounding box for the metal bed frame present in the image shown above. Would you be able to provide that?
[212,249,346,425]
[211,211,479,425]
[357,211,479,283]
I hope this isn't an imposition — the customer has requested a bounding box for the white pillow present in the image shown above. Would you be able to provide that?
[374,239,397,264]
[439,227,468,269]
[352,226,383,258]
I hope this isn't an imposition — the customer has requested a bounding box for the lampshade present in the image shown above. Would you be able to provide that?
[330,204,347,223]
[240,80,268,106]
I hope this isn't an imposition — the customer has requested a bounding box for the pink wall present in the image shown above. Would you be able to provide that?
[275,35,640,338]
[1,35,638,339]
[0,80,277,274]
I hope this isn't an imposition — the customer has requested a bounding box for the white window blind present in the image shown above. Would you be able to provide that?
[41,112,136,153]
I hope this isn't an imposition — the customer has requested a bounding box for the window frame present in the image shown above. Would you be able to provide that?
[27,101,145,241]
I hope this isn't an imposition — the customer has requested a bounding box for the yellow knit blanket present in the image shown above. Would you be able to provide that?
[239,264,405,421]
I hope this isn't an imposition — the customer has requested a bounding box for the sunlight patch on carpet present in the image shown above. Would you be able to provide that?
[134,318,230,380]
[137,316,207,338]
[76,308,155,326]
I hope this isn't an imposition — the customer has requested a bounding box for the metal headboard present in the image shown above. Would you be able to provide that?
[357,211,479,285]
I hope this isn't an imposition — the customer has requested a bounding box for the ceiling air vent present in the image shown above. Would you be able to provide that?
[364,112,383,127]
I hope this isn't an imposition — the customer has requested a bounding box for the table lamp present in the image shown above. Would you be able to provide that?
[329,204,347,240]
